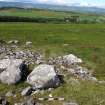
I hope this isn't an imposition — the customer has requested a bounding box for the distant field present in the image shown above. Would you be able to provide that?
[0,8,103,19]
[0,8,71,18]
[0,23,105,105]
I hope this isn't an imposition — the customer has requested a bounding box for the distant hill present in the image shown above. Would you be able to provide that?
[0,1,105,14]
[0,1,35,8]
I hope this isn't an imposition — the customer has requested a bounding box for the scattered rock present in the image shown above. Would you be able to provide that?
[48,54,82,67]
[27,64,60,89]
[68,65,93,80]
[21,86,32,96]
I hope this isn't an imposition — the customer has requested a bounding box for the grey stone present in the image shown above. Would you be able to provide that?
[63,102,78,105]
[7,40,19,44]
[0,59,27,84]
[5,91,14,97]
[63,54,82,65]
[26,41,32,46]
[21,86,32,96]
[27,64,60,89]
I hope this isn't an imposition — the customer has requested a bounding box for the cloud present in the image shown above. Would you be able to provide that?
[33,0,105,7]
[0,0,105,8]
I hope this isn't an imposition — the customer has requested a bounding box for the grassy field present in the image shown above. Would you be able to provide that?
[0,8,104,20]
[0,23,105,105]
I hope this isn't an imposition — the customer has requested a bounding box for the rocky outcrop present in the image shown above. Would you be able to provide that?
[27,64,60,89]
[48,54,82,66]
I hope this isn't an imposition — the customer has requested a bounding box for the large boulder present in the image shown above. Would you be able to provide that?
[0,59,27,84]
[27,64,60,89]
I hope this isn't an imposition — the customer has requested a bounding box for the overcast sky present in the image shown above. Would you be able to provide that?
[0,0,105,7]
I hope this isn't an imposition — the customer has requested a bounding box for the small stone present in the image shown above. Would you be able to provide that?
[63,102,78,105]
[14,40,19,44]
[21,86,32,96]
[26,41,32,46]
[7,40,19,44]
[49,94,53,98]
[63,44,69,47]
[48,88,54,92]
[5,91,14,97]
[7,40,14,44]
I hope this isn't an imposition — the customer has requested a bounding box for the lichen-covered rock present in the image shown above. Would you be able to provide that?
[27,64,60,89]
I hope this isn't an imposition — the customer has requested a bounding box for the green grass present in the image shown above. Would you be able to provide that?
[0,8,77,18]
[0,8,104,20]
[0,23,105,78]
[0,23,105,105]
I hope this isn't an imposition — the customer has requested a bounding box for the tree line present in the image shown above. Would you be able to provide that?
[0,15,104,23]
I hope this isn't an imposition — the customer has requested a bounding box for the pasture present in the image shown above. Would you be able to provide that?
[0,22,105,105]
